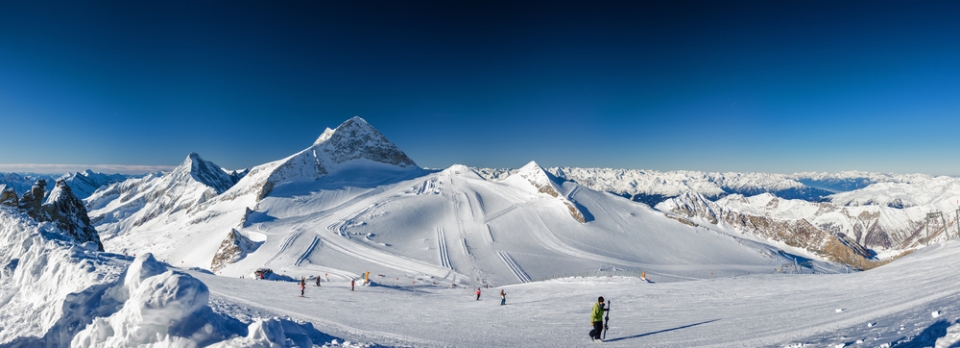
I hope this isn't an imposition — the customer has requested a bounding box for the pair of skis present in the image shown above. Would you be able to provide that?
[603,300,611,340]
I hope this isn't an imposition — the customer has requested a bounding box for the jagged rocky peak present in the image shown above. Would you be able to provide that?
[317,116,417,167]
[43,179,104,251]
[172,152,243,194]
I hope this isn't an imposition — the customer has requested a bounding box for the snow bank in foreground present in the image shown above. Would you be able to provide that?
[0,208,364,347]
[936,323,960,348]
[71,253,230,346]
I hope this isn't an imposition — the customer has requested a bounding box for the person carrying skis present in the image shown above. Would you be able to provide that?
[589,296,609,342]
[476,288,481,301]
[500,289,506,305]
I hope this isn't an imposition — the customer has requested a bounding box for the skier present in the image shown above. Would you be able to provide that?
[589,296,609,342]
[300,278,306,297]
[351,279,355,291]
[316,276,321,287]
[500,289,506,305]
[476,288,481,301]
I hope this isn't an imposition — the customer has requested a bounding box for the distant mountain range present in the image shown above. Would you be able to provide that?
[0,170,132,200]
[3,117,957,276]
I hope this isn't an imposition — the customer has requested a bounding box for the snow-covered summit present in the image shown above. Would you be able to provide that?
[59,170,129,200]
[236,116,420,200]
[510,161,561,195]
[86,153,243,239]
[313,116,416,167]
[169,152,245,194]
[503,161,587,223]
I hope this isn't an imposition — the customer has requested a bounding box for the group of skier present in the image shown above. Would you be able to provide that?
[297,278,606,342]
[474,288,508,305]
[296,276,360,297]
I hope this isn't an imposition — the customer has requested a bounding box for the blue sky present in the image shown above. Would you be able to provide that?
[1,1,958,175]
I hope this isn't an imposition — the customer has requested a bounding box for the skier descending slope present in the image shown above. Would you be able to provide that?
[589,296,609,342]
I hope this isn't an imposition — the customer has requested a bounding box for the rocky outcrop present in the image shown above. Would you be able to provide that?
[0,186,17,207]
[43,179,104,251]
[18,180,47,220]
[210,229,257,273]
[659,192,883,269]
[5,179,104,250]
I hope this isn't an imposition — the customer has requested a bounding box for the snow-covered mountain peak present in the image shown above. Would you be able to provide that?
[515,161,552,184]
[509,161,567,196]
[441,164,481,178]
[235,117,420,201]
[314,116,416,167]
[170,152,240,194]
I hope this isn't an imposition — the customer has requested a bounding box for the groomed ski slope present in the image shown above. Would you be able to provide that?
[4,204,960,347]
[190,238,960,347]
[216,163,796,290]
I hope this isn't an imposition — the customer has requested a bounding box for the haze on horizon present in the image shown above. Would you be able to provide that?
[1,1,958,176]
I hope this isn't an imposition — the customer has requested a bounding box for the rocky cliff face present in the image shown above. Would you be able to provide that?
[0,187,17,207]
[656,192,914,270]
[210,229,257,273]
[43,179,104,251]
[18,180,47,220]
[3,179,104,250]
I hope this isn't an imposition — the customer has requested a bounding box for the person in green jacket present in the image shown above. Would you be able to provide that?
[589,296,609,342]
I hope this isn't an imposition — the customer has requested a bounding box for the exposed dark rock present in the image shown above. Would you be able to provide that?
[18,179,47,220]
[42,179,104,251]
[211,229,258,273]
[0,186,18,207]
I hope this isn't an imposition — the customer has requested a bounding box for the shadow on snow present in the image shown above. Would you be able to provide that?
[891,319,959,348]
[603,319,721,343]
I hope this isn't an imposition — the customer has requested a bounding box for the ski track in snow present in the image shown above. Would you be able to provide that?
[566,186,580,201]
[474,192,485,221]
[411,177,440,195]
[268,229,304,267]
[298,190,470,283]
[450,176,487,286]
[436,227,451,269]
[497,251,531,283]
[295,236,321,266]
[482,204,520,224]
[525,209,707,281]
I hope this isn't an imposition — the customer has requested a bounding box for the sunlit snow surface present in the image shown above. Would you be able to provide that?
[4,206,960,347]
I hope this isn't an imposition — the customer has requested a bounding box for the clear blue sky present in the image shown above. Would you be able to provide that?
[1,1,958,175]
